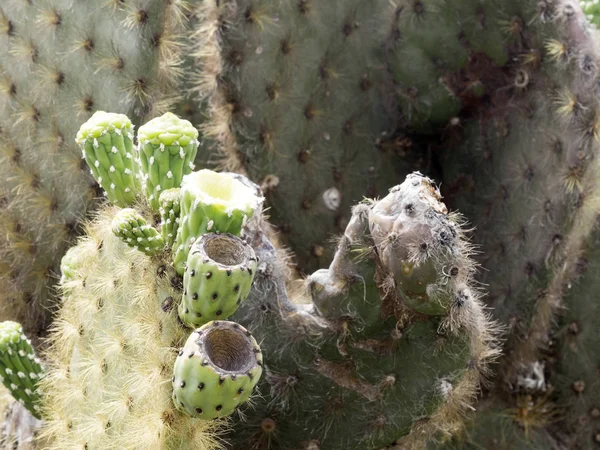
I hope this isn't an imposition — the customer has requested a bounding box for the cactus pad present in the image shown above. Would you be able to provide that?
[76,111,139,207]
[172,320,263,420]
[0,321,43,419]
[179,233,257,328]
[111,208,164,256]
[172,170,264,274]
[138,112,200,211]
[159,188,182,246]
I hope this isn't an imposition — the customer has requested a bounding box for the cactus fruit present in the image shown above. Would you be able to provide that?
[0,0,190,337]
[0,322,43,419]
[75,111,139,207]
[137,112,200,211]
[172,320,263,420]
[172,170,264,274]
[179,233,257,328]
[160,188,182,246]
[111,208,165,255]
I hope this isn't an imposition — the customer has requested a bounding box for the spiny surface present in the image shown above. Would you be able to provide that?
[221,173,498,449]
[0,0,187,337]
[195,0,425,272]
[40,207,219,450]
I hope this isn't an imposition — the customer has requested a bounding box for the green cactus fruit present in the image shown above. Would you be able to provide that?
[111,208,165,255]
[172,320,263,420]
[76,111,139,207]
[137,112,200,211]
[160,188,182,246]
[179,233,257,328]
[0,321,43,419]
[172,170,264,274]
[40,205,220,450]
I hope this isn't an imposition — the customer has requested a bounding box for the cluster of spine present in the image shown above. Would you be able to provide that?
[431,0,600,448]
[0,0,190,338]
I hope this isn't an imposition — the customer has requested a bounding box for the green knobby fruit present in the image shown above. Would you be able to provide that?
[76,111,139,207]
[137,112,200,211]
[159,188,182,246]
[172,320,263,420]
[0,322,43,419]
[111,208,165,255]
[179,233,257,328]
[172,170,264,274]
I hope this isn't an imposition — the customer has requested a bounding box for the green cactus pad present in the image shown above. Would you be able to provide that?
[159,188,182,246]
[76,111,139,207]
[138,112,200,210]
[172,170,264,274]
[172,321,263,420]
[111,208,165,255]
[0,322,43,419]
[179,234,257,328]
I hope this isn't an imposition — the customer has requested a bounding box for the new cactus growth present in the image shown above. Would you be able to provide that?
[137,112,200,211]
[172,321,263,420]
[0,322,43,419]
[160,188,182,246]
[76,111,139,207]
[111,208,165,255]
[172,170,264,274]
[179,233,257,328]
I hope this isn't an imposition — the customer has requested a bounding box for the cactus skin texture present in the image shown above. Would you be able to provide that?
[172,170,264,274]
[0,0,188,337]
[218,172,498,449]
[160,188,182,246]
[179,233,257,328]
[40,206,220,450]
[111,208,165,255]
[194,0,427,273]
[172,320,263,420]
[138,112,200,211]
[0,322,43,419]
[76,111,139,207]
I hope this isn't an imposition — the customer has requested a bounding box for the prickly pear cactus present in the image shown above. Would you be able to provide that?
[40,206,221,450]
[219,173,499,449]
[0,0,188,337]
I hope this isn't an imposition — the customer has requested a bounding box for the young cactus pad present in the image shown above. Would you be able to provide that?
[0,322,43,419]
[172,170,264,274]
[172,321,263,420]
[111,208,165,255]
[160,188,182,246]
[75,111,139,206]
[179,233,257,328]
[137,112,200,211]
